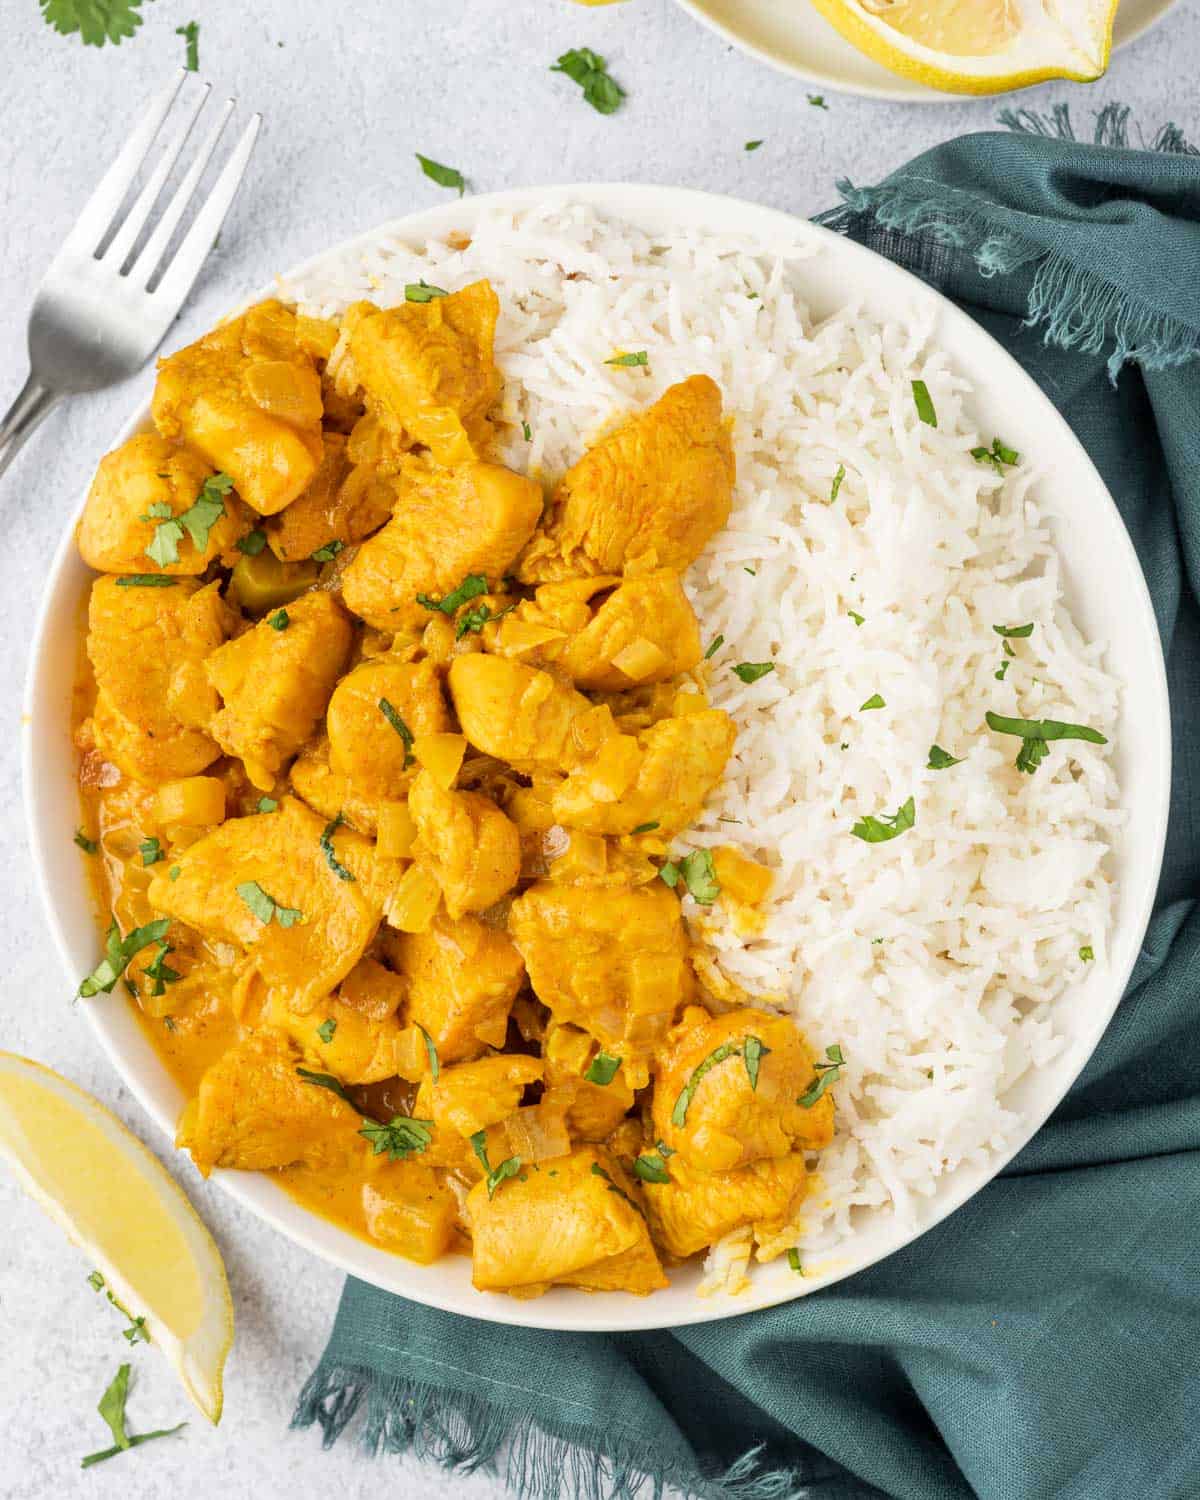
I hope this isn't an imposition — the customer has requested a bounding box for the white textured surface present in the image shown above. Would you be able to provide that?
[0,2,1196,1497]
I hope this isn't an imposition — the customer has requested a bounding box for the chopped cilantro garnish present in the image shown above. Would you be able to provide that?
[236,881,301,927]
[732,661,774,684]
[417,1023,440,1081]
[470,1129,521,1198]
[360,1115,434,1161]
[316,1018,337,1044]
[677,848,719,905]
[115,575,179,588]
[860,693,885,711]
[139,836,163,866]
[927,745,963,770]
[378,698,415,766]
[659,861,680,889]
[985,711,1107,775]
[311,539,344,563]
[797,1044,845,1108]
[994,660,1010,682]
[268,609,289,631]
[704,633,724,660]
[847,611,865,627]
[912,379,937,428]
[743,1035,770,1091]
[142,941,180,999]
[404,280,448,303]
[236,529,267,556]
[74,828,98,854]
[993,623,1034,639]
[590,1159,640,1212]
[631,821,660,835]
[168,865,181,881]
[296,1067,351,1102]
[605,350,648,368]
[829,463,846,502]
[745,139,763,151]
[145,472,231,568]
[1079,945,1094,962]
[416,573,489,615]
[671,1035,768,1127]
[633,1149,671,1184]
[584,1051,621,1086]
[787,1247,803,1274]
[808,94,828,109]
[80,918,170,997]
[521,420,532,441]
[257,797,277,814]
[851,797,915,844]
[175,19,198,70]
[551,47,625,114]
[319,813,356,883]
[416,153,466,195]
[972,437,1020,472]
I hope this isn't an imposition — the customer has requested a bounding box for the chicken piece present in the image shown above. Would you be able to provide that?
[408,771,520,919]
[177,1029,361,1174]
[326,658,450,799]
[86,575,233,783]
[265,431,393,562]
[447,655,609,773]
[78,432,251,575]
[384,913,525,1064]
[551,709,735,837]
[518,377,734,583]
[414,1054,543,1139]
[642,1151,810,1260]
[651,1007,834,1174]
[338,954,406,1021]
[361,1162,458,1263]
[265,988,412,1086]
[347,281,501,465]
[152,300,325,515]
[340,459,541,631]
[508,881,693,1087]
[542,1022,635,1140]
[147,796,385,1012]
[493,571,702,692]
[467,1146,667,1296]
[207,590,353,790]
[290,736,380,834]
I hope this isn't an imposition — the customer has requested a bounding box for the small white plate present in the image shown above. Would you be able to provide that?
[25,184,1170,1332]
[673,0,1180,101]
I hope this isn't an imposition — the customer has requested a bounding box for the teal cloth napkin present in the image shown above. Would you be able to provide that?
[293,109,1200,1500]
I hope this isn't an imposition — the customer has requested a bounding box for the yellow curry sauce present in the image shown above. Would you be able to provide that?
[70,281,835,1298]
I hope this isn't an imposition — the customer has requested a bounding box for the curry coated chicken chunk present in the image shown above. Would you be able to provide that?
[78,432,250,576]
[152,300,325,515]
[642,1152,811,1260]
[178,1030,362,1174]
[408,771,521,919]
[345,280,501,465]
[206,590,354,790]
[326,657,451,801]
[340,458,542,631]
[518,375,734,582]
[447,655,606,773]
[147,795,385,1012]
[86,574,233,784]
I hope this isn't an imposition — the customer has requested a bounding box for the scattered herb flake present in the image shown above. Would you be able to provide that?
[605,350,648,368]
[851,797,915,844]
[985,711,1107,776]
[994,660,1010,682]
[1079,945,1094,962]
[631,821,660,835]
[319,813,356,883]
[168,865,181,881]
[79,918,170,998]
[860,693,885,711]
[590,1159,640,1211]
[176,19,198,70]
[743,1035,770,1091]
[672,1040,744,1127]
[584,1051,621,1086]
[417,1023,440,1081]
[733,661,774,684]
[145,473,231,568]
[847,611,865,627]
[972,437,1020,473]
[236,529,267,556]
[88,1270,106,1292]
[659,861,680,889]
[633,1150,671,1184]
[139,837,163,867]
[116,575,179,588]
[142,941,180,999]
[927,745,963,770]
[521,420,532,441]
[912,379,937,428]
[378,698,415,766]
[360,1116,434,1161]
[311,539,344,563]
[97,1363,132,1451]
[704,633,724,660]
[551,47,625,114]
[797,1044,845,1108]
[316,1018,337,1044]
[257,797,277,814]
[40,0,151,48]
[830,463,846,502]
[268,609,289,631]
[236,881,302,927]
[808,94,828,109]
[404,280,448,303]
[678,848,720,905]
[745,139,763,151]
[787,1247,804,1274]
[296,1067,351,1103]
[416,574,488,615]
[74,828,98,854]
[469,1129,521,1198]
[993,623,1034,639]
[416,153,466,196]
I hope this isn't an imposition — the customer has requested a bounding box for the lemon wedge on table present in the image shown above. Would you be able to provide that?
[807,0,1118,93]
[0,1052,233,1424]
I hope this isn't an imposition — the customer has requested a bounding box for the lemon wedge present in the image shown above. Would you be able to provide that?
[806,0,1118,93]
[0,1052,233,1424]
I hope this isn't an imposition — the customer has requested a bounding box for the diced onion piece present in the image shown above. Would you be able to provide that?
[495,618,567,657]
[569,703,616,761]
[376,800,417,860]
[244,359,323,424]
[388,863,442,932]
[712,846,774,906]
[611,636,671,682]
[503,1099,572,1163]
[155,776,226,827]
[412,733,467,789]
[582,734,641,803]
[672,690,708,717]
[548,828,607,882]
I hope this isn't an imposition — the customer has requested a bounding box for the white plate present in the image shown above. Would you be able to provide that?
[24,184,1170,1333]
[673,0,1180,101]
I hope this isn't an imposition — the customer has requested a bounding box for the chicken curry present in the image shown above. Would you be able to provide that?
[72,279,836,1298]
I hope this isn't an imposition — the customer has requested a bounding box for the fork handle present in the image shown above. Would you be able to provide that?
[0,374,61,483]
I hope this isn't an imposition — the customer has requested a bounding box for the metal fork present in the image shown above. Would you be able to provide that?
[0,72,260,482]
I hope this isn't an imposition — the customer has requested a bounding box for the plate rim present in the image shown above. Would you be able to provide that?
[670,0,1181,102]
[23,181,1171,1332]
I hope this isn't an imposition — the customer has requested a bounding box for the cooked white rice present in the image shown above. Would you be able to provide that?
[279,204,1121,1273]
